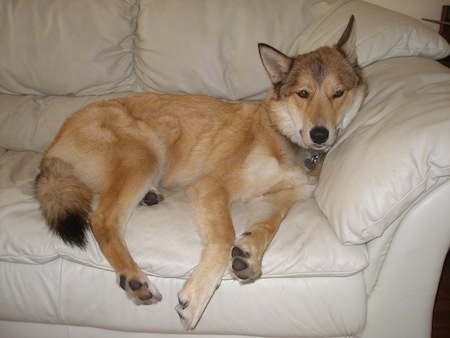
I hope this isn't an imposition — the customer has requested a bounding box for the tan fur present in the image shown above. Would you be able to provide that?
[35,17,366,330]
[35,157,92,246]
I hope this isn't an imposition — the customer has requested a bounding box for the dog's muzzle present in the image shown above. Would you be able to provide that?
[310,127,329,145]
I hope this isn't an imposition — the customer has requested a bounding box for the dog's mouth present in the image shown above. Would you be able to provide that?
[308,144,329,152]
[301,135,333,152]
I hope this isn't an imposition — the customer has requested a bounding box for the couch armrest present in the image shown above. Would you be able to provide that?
[315,57,450,245]
[363,180,450,338]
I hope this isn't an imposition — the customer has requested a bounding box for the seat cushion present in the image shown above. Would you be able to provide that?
[0,149,368,279]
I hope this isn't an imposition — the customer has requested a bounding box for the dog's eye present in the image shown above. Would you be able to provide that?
[297,90,309,99]
[332,89,345,99]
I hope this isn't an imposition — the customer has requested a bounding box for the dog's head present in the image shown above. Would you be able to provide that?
[259,16,367,152]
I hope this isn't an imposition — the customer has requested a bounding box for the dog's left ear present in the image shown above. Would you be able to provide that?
[337,15,357,65]
[258,43,293,85]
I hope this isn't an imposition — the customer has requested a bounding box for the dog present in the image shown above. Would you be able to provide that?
[35,16,366,330]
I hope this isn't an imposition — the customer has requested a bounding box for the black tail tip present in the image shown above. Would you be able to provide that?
[54,213,89,249]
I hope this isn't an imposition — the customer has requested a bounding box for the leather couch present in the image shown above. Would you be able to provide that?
[1,1,449,337]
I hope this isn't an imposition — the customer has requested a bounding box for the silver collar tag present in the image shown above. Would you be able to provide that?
[304,152,324,171]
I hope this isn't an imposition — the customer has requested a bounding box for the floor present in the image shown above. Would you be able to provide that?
[432,250,450,338]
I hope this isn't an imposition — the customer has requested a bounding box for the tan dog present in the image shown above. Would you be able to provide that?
[35,16,366,330]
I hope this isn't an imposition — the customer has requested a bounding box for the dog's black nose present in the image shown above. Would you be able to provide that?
[310,127,329,144]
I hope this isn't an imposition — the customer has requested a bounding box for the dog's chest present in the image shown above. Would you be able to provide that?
[240,147,311,200]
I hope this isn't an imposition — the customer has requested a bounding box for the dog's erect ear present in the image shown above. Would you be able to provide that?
[337,15,357,65]
[258,43,293,85]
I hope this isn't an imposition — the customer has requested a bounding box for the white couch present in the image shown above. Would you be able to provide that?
[1,1,449,337]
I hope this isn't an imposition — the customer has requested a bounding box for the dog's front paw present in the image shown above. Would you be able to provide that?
[175,289,206,330]
[118,273,162,305]
[230,233,262,283]
[175,294,196,330]
[175,279,219,330]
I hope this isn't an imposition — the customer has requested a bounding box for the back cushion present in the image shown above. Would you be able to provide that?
[135,0,449,100]
[0,0,138,96]
[135,0,350,100]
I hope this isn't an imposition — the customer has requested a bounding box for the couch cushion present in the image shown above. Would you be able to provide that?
[134,0,449,100]
[0,92,134,153]
[0,260,367,336]
[297,0,450,67]
[0,0,138,96]
[0,150,368,279]
[315,58,450,244]
[134,0,351,100]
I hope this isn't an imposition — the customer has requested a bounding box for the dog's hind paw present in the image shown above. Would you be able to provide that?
[140,190,164,206]
[118,273,162,305]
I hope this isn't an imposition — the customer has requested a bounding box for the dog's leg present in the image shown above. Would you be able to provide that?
[90,168,163,306]
[230,187,304,282]
[175,179,235,330]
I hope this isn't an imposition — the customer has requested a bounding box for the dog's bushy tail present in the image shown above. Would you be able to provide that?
[35,157,92,249]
